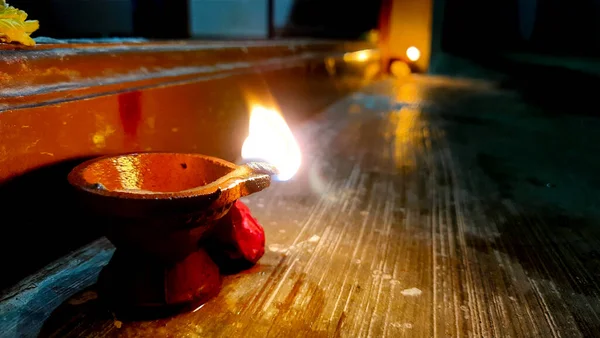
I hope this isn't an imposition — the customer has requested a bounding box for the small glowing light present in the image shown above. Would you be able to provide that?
[343,49,374,63]
[406,46,421,62]
[355,50,369,62]
[241,105,301,181]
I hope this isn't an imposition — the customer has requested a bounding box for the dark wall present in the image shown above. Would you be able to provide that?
[10,0,382,40]
[278,0,383,39]
[442,0,600,57]
[10,0,136,38]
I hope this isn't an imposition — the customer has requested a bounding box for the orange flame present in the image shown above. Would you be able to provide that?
[241,105,301,181]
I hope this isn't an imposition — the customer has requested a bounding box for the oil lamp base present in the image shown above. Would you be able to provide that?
[67,152,277,317]
[97,248,221,317]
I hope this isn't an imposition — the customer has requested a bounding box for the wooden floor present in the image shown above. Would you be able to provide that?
[2,75,600,337]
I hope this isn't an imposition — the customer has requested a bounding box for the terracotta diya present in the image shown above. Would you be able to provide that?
[68,152,276,315]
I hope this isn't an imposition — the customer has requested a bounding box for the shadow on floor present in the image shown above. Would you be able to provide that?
[456,52,600,117]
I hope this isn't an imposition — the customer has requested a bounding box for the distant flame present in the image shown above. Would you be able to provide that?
[241,105,301,181]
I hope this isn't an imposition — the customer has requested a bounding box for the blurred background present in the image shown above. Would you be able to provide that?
[11,0,382,40]
[10,0,600,58]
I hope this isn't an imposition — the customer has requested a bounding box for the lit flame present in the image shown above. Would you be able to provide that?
[241,105,301,181]
[406,46,421,62]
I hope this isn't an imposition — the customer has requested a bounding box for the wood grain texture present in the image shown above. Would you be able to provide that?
[2,76,600,337]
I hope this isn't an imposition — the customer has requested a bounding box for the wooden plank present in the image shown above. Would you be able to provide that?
[2,75,600,337]
[0,40,374,112]
[0,239,114,337]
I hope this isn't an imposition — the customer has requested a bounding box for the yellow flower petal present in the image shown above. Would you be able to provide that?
[0,2,38,46]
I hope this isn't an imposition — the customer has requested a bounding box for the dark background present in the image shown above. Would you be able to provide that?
[442,0,600,57]
[10,0,600,57]
[10,0,382,40]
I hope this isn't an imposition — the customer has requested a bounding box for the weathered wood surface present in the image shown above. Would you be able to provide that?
[2,75,600,337]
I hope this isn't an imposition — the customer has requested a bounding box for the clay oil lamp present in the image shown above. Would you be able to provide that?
[67,153,277,316]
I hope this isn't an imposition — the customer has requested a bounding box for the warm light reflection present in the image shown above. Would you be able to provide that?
[114,156,142,190]
[406,46,421,62]
[390,81,428,170]
[391,107,419,169]
[364,63,381,80]
[343,49,375,63]
[390,60,411,77]
[241,105,301,181]
[325,57,336,76]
